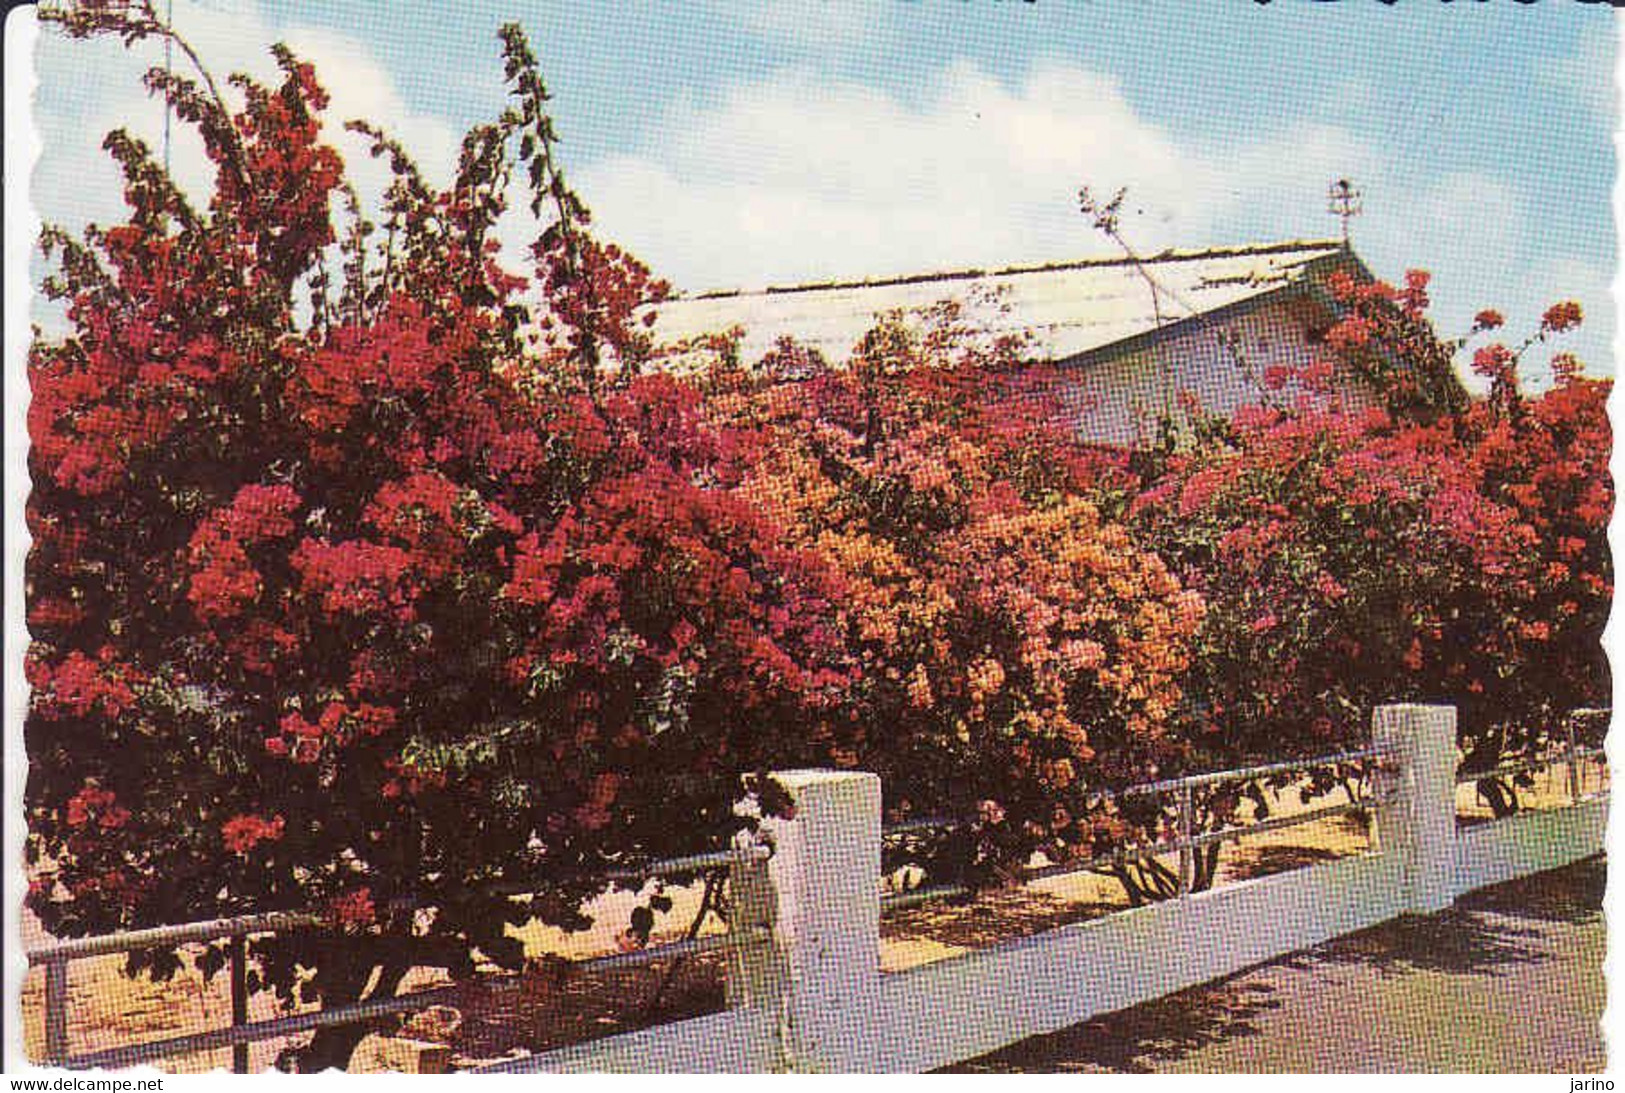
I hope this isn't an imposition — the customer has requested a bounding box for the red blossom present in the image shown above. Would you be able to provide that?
[1472,344,1515,385]
[33,649,139,721]
[292,538,419,618]
[64,784,122,829]
[221,813,285,854]
[329,888,376,929]
[1541,301,1583,333]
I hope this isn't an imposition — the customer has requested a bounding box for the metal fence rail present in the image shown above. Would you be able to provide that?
[1455,707,1611,808]
[27,910,327,966]
[882,747,1386,843]
[484,843,771,897]
[1118,747,1384,800]
[28,843,771,1071]
[31,713,1611,1071]
[882,816,965,839]
[55,924,770,1072]
[881,746,1392,912]
[1457,745,1608,788]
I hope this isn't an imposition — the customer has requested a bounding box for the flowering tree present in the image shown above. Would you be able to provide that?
[1429,302,1612,794]
[28,9,850,1069]
[1129,282,1609,840]
[30,4,1612,1062]
[700,307,1205,898]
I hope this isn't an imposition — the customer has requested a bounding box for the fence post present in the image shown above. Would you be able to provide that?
[43,958,69,1065]
[229,935,249,1073]
[726,769,881,1072]
[1372,704,1457,914]
[725,830,784,1014]
[1564,714,1582,803]
[1177,783,1194,896]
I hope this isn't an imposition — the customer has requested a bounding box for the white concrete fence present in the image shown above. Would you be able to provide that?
[28,703,1606,1073]
[487,703,1607,1073]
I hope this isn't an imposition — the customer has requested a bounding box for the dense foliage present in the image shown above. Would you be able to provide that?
[1126,279,1609,860]
[28,9,852,1070]
[701,309,1203,891]
[27,5,1611,1068]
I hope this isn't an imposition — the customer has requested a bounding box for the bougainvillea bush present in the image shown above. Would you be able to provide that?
[1128,274,1610,841]
[28,2,1612,1070]
[27,6,1205,1068]
[699,308,1204,895]
[28,9,863,1070]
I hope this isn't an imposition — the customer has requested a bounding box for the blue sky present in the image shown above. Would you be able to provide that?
[33,0,1618,382]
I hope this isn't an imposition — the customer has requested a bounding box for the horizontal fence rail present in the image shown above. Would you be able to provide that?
[1457,745,1608,787]
[26,910,327,965]
[1118,747,1385,800]
[881,816,965,838]
[1455,710,1610,811]
[28,842,772,1071]
[28,843,773,966]
[26,706,1612,1074]
[489,706,1607,1074]
[882,746,1392,910]
[484,843,771,897]
[55,924,772,1072]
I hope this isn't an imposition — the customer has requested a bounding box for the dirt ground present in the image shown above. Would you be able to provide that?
[19,758,1606,1072]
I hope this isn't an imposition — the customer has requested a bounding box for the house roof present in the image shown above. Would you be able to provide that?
[644,240,1354,374]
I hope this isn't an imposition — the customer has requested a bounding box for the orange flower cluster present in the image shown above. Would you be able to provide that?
[713,311,1203,871]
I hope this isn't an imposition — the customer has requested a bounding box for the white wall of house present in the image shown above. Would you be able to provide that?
[1043,295,1382,446]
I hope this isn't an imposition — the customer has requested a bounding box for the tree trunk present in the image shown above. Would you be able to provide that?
[285,959,410,1072]
[293,1021,377,1074]
[1477,776,1520,818]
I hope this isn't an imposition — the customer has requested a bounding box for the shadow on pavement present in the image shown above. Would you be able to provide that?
[1288,853,1602,978]
[946,854,1603,1073]
[1457,853,1603,926]
[945,976,1283,1074]
[1283,909,1550,978]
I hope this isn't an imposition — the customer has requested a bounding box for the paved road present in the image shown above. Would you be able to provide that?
[951,855,1606,1074]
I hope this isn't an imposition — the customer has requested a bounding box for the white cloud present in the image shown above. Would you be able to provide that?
[32,1,460,236]
[567,59,1613,386]
[278,24,463,231]
[572,61,1418,295]
[30,1,464,335]
[1361,170,1526,320]
[32,12,1608,383]
[576,61,1231,292]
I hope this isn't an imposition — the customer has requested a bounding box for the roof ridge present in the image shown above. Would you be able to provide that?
[681,239,1349,302]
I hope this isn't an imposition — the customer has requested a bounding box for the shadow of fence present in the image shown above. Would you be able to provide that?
[946,854,1602,1074]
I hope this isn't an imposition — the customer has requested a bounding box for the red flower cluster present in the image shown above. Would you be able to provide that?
[188,484,302,622]
[291,538,419,619]
[266,701,398,764]
[65,784,130,831]
[1542,301,1583,333]
[31,648,139,721]
[328,888,377,929]
[221,813,285,854]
